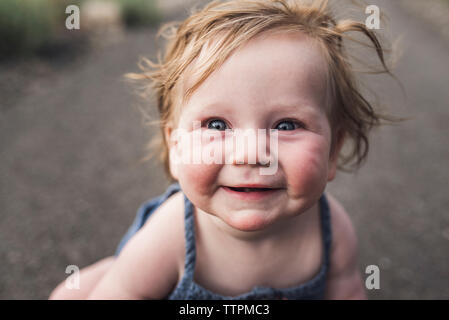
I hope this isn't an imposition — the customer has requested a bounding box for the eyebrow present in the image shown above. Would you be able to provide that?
[266,102,321,114]
[200,100,321,111]
[189,100,324,121]
[187,102,234,116]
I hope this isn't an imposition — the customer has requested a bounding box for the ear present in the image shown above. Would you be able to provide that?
[327,129,345,182]
[164,125,180,180]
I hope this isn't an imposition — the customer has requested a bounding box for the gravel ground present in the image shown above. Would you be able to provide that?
[0,0,448,299]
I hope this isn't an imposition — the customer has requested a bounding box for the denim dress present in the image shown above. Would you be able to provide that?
[115,183,332,299]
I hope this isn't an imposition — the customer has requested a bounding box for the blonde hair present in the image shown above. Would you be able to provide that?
[127,0,400,181]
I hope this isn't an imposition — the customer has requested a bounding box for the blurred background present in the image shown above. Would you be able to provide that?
[0,0,448,299]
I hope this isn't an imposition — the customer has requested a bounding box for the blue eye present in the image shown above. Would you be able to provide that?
[207,119,228,131]
[275,120,300,131]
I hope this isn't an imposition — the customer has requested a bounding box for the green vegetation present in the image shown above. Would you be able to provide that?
[0,0,160,59]
[116,0,161,28]
[0,0,62,57]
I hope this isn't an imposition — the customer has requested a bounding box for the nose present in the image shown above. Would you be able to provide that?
[228,129,272,167]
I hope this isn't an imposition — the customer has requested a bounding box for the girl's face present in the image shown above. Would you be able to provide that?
[167,31,339,232]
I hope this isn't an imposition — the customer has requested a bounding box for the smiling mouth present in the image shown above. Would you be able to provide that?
[222,186,281,200]
[227,187,274,192]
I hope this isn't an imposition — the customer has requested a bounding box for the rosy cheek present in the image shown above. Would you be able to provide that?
[280,137,329,197]
[176,131,223,195]
[179,163,220,193]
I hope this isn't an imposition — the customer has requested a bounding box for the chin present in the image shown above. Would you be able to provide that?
[225,210,274,232]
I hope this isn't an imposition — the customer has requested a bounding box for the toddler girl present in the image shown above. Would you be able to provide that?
[50,0,397,300]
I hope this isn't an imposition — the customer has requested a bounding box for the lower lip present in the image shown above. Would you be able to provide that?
[222,186,281,200]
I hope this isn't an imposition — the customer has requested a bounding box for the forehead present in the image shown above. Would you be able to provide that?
[178,30,329,117]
